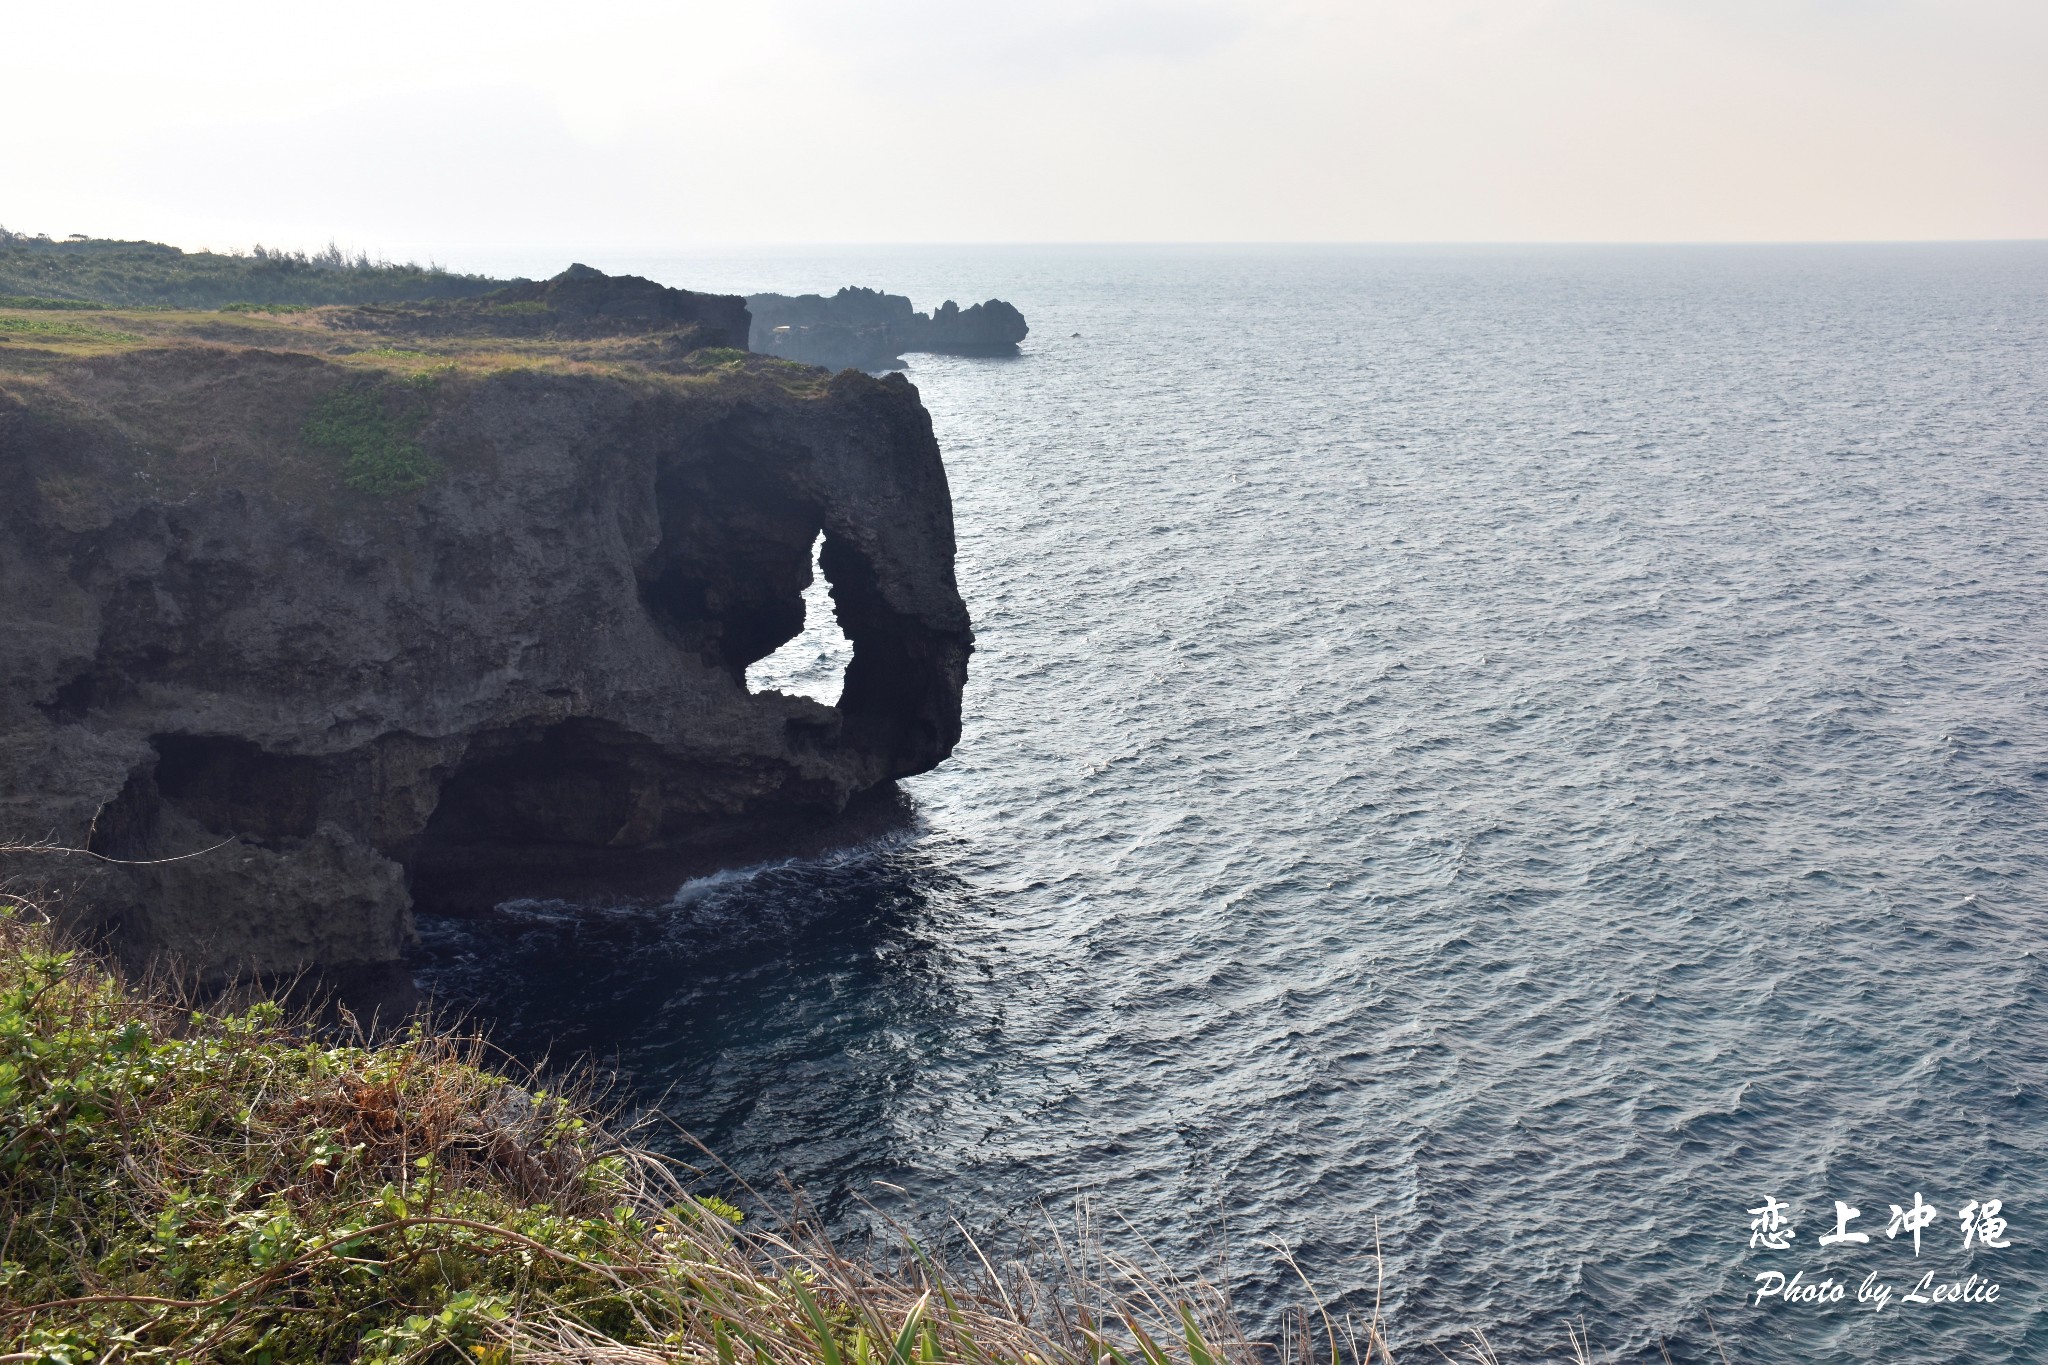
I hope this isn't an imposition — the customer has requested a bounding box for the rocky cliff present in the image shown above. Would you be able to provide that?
[0,269,972,984]
[748,287,1028,371]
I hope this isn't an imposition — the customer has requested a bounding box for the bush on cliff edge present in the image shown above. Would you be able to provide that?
[300,378,445,496]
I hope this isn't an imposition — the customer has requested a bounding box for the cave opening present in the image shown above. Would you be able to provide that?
[744,531,854,707]
[86,734,322,861]
[418,719,666,851]
[151,735,322,843]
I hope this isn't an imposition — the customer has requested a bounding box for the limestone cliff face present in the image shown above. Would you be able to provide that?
[0,307,972,982]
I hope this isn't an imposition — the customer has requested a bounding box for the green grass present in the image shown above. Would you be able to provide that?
[0,903,737,1363]
[301,382,444,496]
[0,316,142,343]
[0,901,1438,1365]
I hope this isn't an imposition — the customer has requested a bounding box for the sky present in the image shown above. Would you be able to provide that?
[5,0,2045,259]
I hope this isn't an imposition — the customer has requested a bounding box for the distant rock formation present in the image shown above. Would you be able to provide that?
[749,287,1028,371]
[462,262,751,346]
[921,298,1029,354]
[0,267,972,986]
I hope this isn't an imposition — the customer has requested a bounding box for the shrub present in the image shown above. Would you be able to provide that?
[301,382,443,496]
[0,901,711,1362]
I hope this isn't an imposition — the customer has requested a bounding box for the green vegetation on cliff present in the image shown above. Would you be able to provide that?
[302,380,445,495]
[0,904,1385,1365]
[0,274,821,512]
[0,228,506,309]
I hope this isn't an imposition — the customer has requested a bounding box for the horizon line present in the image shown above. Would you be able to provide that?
[16,229,2048,258]
[452,237,2048,252]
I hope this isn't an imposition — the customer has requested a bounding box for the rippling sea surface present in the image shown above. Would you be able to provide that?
[421,245,2048,1363]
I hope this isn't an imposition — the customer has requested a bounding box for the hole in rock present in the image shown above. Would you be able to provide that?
[421,719,664,850]
[745,532,853,706]
[36,672,98,724]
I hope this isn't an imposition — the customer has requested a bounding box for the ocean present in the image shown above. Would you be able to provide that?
[419,244,2048,1363]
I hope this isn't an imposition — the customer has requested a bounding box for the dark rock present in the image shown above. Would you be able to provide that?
[921,299,1029,355]
[486,266,751,346]
[0,302,972,984]
[333,266,752,351]
[748,287,1028,370]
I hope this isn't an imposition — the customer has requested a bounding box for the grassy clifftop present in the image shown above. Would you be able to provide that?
[0,242,789,519]
[0,272,815,516]
[0,902,1337,1365]
[0,230,506,309]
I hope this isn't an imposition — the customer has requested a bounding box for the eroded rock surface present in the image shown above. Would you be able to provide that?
[0,272,972,983]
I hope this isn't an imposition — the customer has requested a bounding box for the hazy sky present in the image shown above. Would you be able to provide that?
[7,0,2044,258]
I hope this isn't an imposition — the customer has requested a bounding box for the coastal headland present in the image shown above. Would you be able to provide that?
[0,255,974,987]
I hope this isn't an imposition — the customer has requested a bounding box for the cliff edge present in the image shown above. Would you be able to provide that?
[0,268,973,983]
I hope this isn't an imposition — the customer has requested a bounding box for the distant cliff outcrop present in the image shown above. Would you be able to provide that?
[335,263,749,350]
[749,287,1028,371]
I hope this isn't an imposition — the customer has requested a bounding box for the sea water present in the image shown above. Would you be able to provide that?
[419,244,2048,1363]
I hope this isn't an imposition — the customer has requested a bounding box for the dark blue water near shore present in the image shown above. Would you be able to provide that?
[419,245,2048,1363]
